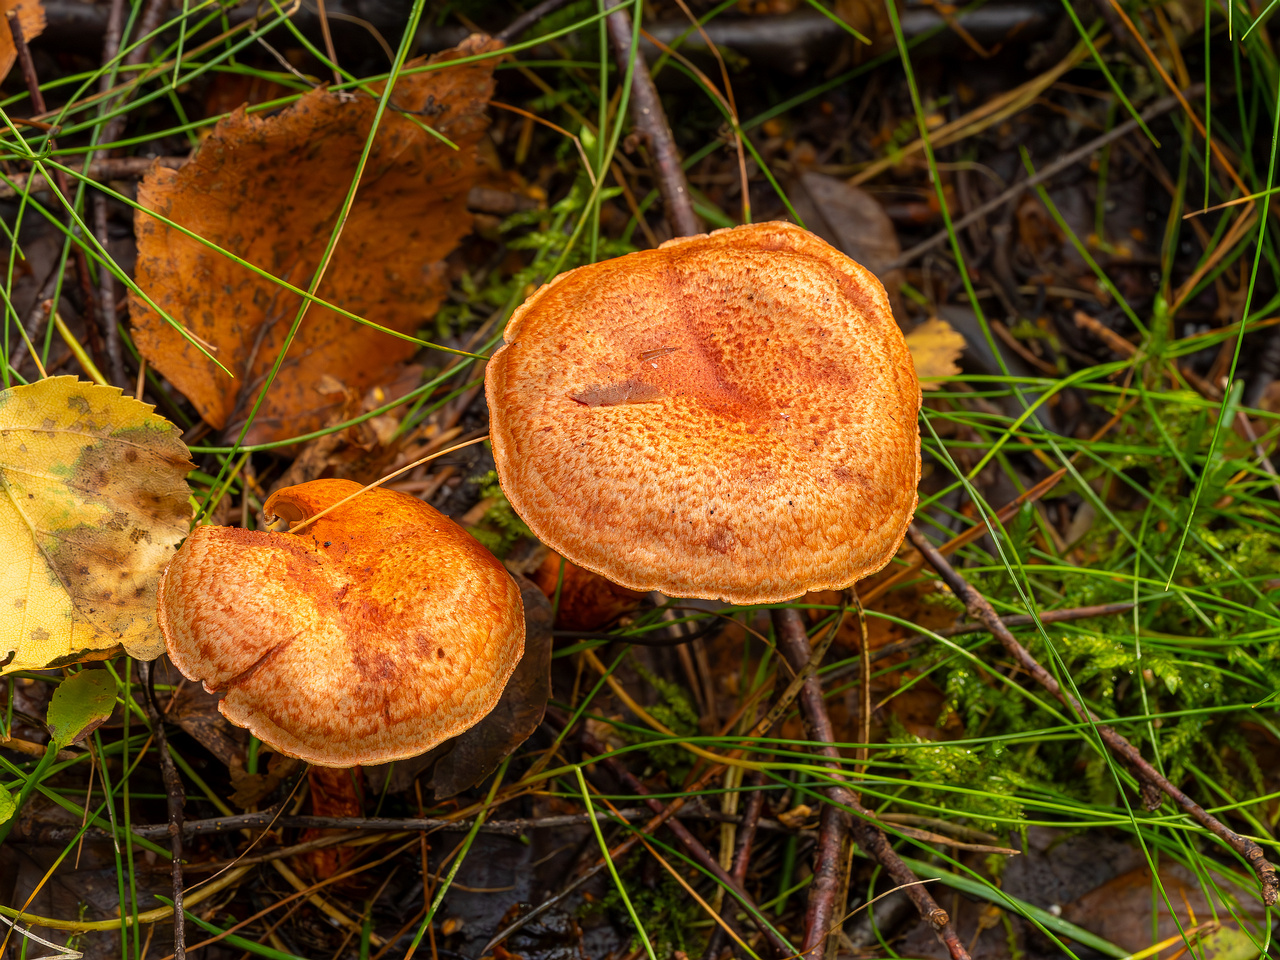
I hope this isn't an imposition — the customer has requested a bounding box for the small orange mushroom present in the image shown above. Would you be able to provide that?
[485,221,921,604]
[157,479,524,767]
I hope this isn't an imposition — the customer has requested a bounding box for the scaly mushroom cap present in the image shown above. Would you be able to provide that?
[485,221,921,603]
[158,479,524,766]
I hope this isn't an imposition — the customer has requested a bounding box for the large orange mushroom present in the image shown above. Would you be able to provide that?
[485,221,920,604]
[157,479,524,767]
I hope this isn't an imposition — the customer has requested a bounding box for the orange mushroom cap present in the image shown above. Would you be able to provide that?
[157,479,524,767]
[485,221,921,604]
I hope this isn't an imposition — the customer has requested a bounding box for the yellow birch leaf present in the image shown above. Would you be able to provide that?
[0,376,193,674]
[905,317,966,386]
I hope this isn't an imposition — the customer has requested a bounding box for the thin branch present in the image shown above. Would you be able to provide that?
[7,10,106,378]
[142,664,186,960]
[495,0,579,43]
[94,0,128,386]
[885,88,1197,271]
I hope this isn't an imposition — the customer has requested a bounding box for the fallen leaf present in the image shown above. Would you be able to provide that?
[46,671,117,748]
[166,674,247,769]
[777,804,814,829]
[0,0,45,80]
[0,376,193,675]
[1197,927,1262,960]
[1062,863,1268,953]
[0,783,13,824]
[905,317,966,385]
[130,36,499,445]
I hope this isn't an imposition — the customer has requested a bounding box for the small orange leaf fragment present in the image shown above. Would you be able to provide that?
[158,479,525,767]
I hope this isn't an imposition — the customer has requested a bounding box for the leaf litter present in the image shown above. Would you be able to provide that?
[4,2,1280,956]
[130,35,501,445]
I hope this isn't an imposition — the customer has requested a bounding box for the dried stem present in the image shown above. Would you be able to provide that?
[604,0,702,239]
[906,524,1280,906]
[772,608,970,960]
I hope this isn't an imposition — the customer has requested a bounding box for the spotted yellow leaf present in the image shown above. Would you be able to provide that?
[0,376,192,674]
[905,317,966,387]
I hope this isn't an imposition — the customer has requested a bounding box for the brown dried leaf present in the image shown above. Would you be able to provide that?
[130,36,499,445]
[0,0,45,80]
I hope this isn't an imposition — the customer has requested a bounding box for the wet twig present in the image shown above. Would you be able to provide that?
[701,770,767,960]
[0,157,187,200]
[906,524,1280,906]
[495,0,578,43]
[604,0,701,239]
[773,608,969,960]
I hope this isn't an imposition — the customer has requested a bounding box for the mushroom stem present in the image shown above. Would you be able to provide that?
[603,0,702,239]
[907,524,1280,906]
[772,608,970,960]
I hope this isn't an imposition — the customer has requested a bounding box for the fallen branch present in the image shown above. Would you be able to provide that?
[906,524,1280,906]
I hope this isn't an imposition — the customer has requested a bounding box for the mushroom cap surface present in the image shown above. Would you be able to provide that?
[158,479,525,766]
[485,221,921,603]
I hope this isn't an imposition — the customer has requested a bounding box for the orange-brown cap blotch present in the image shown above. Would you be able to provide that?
[485,221,921,604]
[158,479,524,767]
